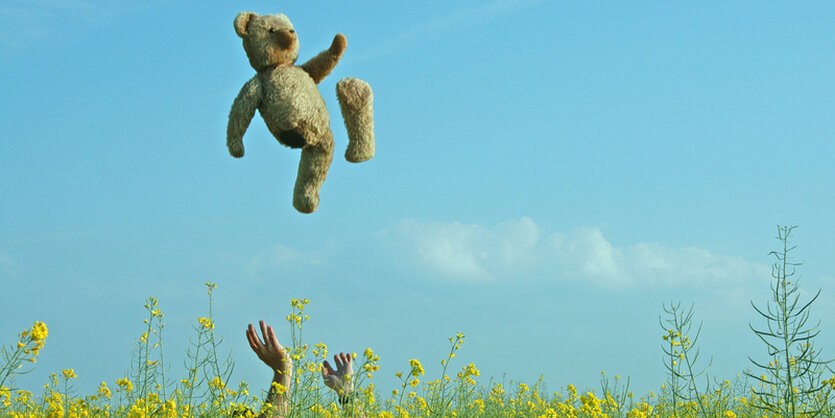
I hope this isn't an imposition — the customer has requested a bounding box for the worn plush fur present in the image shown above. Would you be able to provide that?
[227,12,375,213]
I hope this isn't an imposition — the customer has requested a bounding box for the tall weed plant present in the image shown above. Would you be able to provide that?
[746,226,834,417]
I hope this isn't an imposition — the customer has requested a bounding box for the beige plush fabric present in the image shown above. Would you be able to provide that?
[227,12,375,213]
[337,78,375,163]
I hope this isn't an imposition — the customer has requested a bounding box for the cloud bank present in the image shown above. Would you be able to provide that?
[239,217,769,289]
[380,218,769,287]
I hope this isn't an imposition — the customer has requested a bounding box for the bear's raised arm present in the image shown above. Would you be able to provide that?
[301,34,347,84]
[227,77,263,158]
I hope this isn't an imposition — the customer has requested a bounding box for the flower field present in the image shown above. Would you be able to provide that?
[2,227,834,417]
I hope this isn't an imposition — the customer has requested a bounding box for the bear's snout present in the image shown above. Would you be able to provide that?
[275,29,297,50]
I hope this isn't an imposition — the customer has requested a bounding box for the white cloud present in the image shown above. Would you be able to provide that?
[551,227,625,285]
[626,244,767,286]
[382,218,770,288]
[385,217,540,281]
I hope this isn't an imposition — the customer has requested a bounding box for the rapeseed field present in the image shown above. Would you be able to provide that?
[2,227,833,417]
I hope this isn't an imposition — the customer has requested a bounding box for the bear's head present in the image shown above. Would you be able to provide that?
[234,12,300,72]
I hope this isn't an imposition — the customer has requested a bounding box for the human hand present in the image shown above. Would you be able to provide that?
[246,321,292,387]
[322,352,354,396]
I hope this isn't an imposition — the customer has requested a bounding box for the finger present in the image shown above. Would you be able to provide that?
[322,360,334,376]
[333,354,343,370]
[344,353,353,373]
[267,325,285,353]
[339,352,351,373]
[259,321,270,348]
[246,324,262,351]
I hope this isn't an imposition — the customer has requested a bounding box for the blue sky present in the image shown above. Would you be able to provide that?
[2,0,834,399]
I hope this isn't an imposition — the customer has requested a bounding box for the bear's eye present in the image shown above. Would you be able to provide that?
[268,28,276,33]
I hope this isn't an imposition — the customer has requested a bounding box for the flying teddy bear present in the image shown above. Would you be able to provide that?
[227,11,375,213]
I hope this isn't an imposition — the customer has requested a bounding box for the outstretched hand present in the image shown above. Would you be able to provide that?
[246,321,292,388]
[322,352,354,396]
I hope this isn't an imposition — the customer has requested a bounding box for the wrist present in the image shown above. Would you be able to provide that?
[272,370,291,392]
[334,386,355,404]
[273,366,291,377]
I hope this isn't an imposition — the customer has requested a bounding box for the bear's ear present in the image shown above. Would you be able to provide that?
[234,12,258,38]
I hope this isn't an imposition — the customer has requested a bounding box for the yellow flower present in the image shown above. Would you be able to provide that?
[98,382,111,399]
[198,317,214,329]
[313,342,328,358]
[31,321,48,341]
[210,376,226,390]
[116,377,133,392]
[0,386,9,408]
[62,369,77,379]
[409,359,425,376]
[457,362,480,382]
[271,381,287,394]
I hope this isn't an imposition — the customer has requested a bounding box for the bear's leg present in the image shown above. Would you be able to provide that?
[292,139,334,213]
[336,78,375,163]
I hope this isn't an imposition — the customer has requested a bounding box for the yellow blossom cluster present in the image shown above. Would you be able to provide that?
[457,362,480,386]
[197,317,215,330]
[362,348,381,379]
[61,369,77,380]
[116,377,134,392]
[17,321,49,363]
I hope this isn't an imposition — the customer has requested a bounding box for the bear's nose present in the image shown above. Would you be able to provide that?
[276,29,297,49]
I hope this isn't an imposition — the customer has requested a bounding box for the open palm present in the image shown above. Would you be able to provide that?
[246,321,292,388]
[322,352,353,395]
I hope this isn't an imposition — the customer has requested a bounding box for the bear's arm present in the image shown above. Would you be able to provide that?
[227,77,262,158]
[301,34,347,84]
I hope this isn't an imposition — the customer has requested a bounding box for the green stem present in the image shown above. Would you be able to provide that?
[779,229,796,417]
[0,344,26,388]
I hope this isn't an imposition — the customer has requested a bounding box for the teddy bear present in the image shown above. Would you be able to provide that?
[227,11,375,213]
